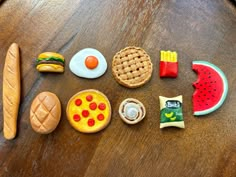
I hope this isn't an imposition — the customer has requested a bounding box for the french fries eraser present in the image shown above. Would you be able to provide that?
[160,50,178,78]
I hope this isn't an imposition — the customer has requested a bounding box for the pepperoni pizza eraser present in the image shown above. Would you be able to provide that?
[159,95,184,129]
[66,89,112,133]
[159,50,178,78]
[118,98,146,125]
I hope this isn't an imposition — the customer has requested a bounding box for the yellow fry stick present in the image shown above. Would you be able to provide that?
[160,50,177,62]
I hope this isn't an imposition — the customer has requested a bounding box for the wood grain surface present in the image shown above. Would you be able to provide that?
[0,0,236,177]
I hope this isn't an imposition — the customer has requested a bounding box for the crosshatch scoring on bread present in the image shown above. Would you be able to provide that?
[30,92,61,134]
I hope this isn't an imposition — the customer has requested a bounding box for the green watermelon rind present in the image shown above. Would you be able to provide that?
[192,61,228,116]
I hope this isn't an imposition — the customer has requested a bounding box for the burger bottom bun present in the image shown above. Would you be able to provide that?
[36,64,64,72]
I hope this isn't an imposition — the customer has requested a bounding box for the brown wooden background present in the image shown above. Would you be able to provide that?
[0,0,236,177]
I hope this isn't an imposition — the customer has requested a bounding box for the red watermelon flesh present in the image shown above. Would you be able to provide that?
[192,61,228,116]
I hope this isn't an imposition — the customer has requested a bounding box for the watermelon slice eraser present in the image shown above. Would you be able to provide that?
[192,61,228,116]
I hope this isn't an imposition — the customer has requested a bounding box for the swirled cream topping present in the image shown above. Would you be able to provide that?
[119,98,146,124]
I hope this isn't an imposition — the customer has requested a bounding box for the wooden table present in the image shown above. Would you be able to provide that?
[0,0,236,176]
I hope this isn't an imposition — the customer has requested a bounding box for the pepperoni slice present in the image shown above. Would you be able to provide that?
[89,102,97,110]
[82,110,89,117]
[88,118,95,126]
[86,95,93,102]
[98,103,106,110]
[73,114,81,122]
[97,114,104,121]
[75,99,82,106]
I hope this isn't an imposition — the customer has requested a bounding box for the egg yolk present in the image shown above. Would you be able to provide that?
[85,56,99,69]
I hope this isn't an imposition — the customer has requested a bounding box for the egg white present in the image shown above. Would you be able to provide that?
[69,48,107,79]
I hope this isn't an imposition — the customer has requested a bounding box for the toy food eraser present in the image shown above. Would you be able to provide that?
[69,48,107,79]
[192,61,228,116]
[3,43,21,140]
[159,95,184,129]
[36,52,64,72]
[160,50,178,78]
[30,92,61,134]
[118,98,146,124]
[66,89,111,133]
[112,46,153,88]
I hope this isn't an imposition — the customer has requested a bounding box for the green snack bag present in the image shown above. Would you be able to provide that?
[159,95,185,129]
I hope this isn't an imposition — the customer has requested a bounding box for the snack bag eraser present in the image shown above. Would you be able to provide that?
[159,95,184,129]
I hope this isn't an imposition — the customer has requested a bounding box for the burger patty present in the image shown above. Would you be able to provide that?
[36,60,64,66]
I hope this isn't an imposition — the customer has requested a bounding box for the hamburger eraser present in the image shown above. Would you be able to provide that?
[36,52,65,73]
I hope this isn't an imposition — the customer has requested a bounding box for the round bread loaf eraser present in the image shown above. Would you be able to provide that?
[30,92,61,134]
[69,48,107,79]
[119,98,146,124]
[66,89,112,133]
[112,46,153,88]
